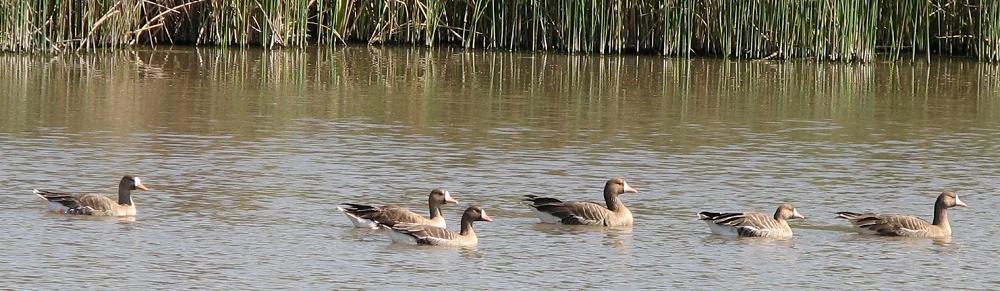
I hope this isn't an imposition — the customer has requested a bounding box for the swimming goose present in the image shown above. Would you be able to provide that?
[385,206,492,247]
[836,191,967,238]
[337,188,458,229]
[522,178,638,227]
[698,203,805,238]
[34,175,147,216]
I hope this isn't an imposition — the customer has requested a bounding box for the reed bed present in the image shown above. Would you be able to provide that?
[1,0,998,62]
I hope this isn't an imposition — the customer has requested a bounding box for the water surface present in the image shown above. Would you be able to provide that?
[1,47,999,289]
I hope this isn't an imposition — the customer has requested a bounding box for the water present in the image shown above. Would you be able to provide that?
[1,47,999,289]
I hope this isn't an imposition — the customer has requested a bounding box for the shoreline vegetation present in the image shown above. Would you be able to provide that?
[0,0,997,62]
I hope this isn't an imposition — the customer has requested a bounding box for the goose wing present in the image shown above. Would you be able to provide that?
[389,223,459,245]
[699,212,783,237]
[34,190,84,209]
[522,195,609,225]
[34,190,118,215]
[338,204,428,227]
[559,201,613,225]
[837,212,932,236]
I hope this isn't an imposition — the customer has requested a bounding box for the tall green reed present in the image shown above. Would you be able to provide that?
[1,0,999,62]
[980,0,1000,62]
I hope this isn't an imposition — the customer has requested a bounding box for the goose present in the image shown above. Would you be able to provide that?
[836,191,967,238]
[698,203,805,238]
[337,188,457,229]
[385,206,492,247]
[33,175,147,216]
[522,178,638,227]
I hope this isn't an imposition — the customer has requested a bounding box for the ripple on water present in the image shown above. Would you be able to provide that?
[3,81,1000,288]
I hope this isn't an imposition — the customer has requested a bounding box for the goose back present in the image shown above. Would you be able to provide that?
[698,203,804,238]
[521,178,638,227]
[835,191,966,238]
[386,206,492,247]
[338,188,457,229]
[33,175,146,217]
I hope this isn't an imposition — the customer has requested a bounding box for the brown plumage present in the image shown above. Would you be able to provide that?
[698,203,805,238]
[337,188,458,229]
[836,191,967,238]
[385,206,493,247]
[34,175,148,216]
[522,178,638,227]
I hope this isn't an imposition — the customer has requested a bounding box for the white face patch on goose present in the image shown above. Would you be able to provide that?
[443,191,458,203]
[954,195,966,207]
[621,181,637,193]
[133,177,142,186]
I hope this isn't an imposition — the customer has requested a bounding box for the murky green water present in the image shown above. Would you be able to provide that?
[1,47,998,289]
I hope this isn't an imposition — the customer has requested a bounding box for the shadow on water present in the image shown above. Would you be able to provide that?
[528,223,635,252]
[1,46,997,142]
[528,222,633,235]
[699,234,799,247]
[338,227,388,243]
[836,232,954,246]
